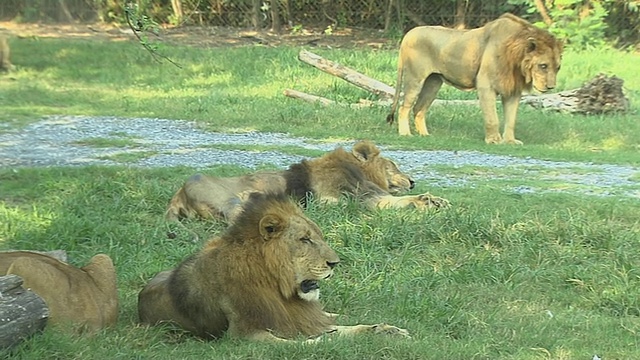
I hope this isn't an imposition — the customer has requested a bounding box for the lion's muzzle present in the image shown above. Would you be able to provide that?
[300,280,320,293]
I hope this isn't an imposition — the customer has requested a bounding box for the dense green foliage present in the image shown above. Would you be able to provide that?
[510,0,640,49]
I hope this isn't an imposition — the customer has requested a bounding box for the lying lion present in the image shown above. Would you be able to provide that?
[166,140,449,224]
[139,192,409,341]
[0,251,118,333]
[386,13,563,144]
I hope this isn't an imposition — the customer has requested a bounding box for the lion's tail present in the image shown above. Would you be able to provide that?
[386,50,404,125]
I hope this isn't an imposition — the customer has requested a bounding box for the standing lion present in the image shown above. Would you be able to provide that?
[386,13,563,144]
[0,36,14,72]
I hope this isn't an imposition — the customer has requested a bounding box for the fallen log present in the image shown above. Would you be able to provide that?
[283,89,385,108]
[293,51,630,114]
[283,89,477,108]
[0,275,49,349]
[283,89,338,106]
[298,50,395,100]
[521,74,630,114]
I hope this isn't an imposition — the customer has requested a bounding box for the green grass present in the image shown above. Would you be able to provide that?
[1,35,640,359]
[200,143,327,158]
[71,137,142,148]
[1,37,639,164]
[96,150,159,163]
[1,166,639,359]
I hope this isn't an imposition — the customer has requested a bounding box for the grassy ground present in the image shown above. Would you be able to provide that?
[1,35,640,359]
[1,37,639,163]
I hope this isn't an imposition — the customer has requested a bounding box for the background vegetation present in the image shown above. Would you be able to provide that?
[0,14,639,360]
[1,0,639,49]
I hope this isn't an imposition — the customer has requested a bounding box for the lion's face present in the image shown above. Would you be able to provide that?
[286,214,340,301]
[353,141,415,195]
[258,199,340,302]
[382,158,415,194]
[524,40,563,93]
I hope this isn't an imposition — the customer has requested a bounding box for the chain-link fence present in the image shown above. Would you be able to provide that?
[1,1,638,46]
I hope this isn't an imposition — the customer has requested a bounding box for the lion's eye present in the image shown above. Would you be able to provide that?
[300,236,312,244]
[539,64,548,70]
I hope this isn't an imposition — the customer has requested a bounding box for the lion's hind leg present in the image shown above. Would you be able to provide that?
[413,74,444,136]
[397,76,426,136]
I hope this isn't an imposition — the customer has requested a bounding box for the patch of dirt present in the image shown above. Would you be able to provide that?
[0,21,396,49]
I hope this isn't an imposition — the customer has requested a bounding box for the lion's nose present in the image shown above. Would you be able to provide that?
[409,179,415,189]
[327,260,339,269]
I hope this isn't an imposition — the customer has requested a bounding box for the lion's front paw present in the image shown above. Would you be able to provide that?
[485,134,503,144]
[417,193,450,209]
[372,323,411,338]
[502,138,523,145]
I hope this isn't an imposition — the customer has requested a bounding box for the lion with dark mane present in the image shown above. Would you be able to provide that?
[139,192,409,341]
[386,13,563,144]
[165,140,449,224]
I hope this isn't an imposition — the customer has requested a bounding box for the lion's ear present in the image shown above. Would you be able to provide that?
[259,214,285,241]
[352,141,380,162]
[526,37,537,52]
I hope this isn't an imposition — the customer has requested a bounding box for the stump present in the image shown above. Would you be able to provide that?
[0,275,49,349]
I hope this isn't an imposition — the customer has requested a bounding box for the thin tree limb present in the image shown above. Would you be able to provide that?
[534,0,553,26]
[124,3,182,68]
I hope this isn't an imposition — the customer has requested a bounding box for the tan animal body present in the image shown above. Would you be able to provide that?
[0,36,13,71]
[386,13,563,144]
[165,140,449,224]
[139,192,409,341]
[0,251,118,333]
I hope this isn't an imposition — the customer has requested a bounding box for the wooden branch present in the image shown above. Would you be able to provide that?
[0,275,49,349]
[284,89,478,108]
[283,89,382,108]
[283,89,336,106]
[298,50,395,100]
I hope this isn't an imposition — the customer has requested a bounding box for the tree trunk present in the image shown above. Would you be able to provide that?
[579,0,592,21]
[56,0,74,22]
[251,0,262,29]
[270,0,281,33]
[394,0,425,26]
[454,0,467,29]
[170,0,183,24]
[0,275,49,349]
[534,0,553,26]
[384,0,394,31]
